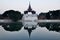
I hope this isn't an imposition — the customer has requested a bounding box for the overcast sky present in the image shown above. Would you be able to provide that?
[0,0,60,14]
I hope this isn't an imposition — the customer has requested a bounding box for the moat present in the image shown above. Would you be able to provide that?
[0,21,60,40]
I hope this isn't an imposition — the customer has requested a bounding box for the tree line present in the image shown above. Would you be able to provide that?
[0,9,60,22]
[38,10,60,19]
[0,10,23,21]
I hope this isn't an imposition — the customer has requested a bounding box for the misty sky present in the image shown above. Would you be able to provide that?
[0,0,60,14]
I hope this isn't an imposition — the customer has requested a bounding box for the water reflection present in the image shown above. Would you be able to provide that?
[24,26,36,37]
[1,22,60,33]
[38,23,60,32]
[2,22,23,31]
[1,21,60,40]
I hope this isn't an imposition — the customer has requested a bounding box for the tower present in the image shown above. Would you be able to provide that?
[22,2,38,26]
[24,3,36,14]
[28,3,32,12]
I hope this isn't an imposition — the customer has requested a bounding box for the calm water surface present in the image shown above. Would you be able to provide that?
[0,22,60,40]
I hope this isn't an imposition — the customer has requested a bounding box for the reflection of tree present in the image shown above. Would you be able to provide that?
[38,23,47,27]
[46,23,60,32]
[2,22,23,31]
[24,27,36,37]
[38,23,60,32]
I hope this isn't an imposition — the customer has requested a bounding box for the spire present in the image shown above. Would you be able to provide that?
[24,2,36,14]
[28,2,32,12]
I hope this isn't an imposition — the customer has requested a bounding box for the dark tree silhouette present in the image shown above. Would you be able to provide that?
[8,10,22,21]
[46,13,50,19]
[2,10,23,21]
[38,10,60,19]
[38,23,60,32]
[2,11,9,17]
[46,23,60,32]
[38,13,46,19]
[2,22,23,31]
[48,10,60,19]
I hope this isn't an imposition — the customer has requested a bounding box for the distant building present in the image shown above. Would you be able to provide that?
[23,3,37,21]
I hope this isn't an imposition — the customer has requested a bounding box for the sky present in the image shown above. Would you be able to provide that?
[0,0,60,14]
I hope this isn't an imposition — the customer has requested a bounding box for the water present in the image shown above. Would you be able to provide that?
[0,21,60,40]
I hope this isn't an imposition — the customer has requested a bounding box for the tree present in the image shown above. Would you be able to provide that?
[46,13,50,19]
[8,10,22,21]
[2,11,9,17]
[3,10,23,21]
[49,10,60,19]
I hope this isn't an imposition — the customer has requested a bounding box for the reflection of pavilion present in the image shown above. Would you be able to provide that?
[24,26,36,37]
[23,21,37,37]
[23,20,37,28]
[23,20,37,37]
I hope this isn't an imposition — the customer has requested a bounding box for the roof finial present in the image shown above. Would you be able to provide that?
[28,2,32,11]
